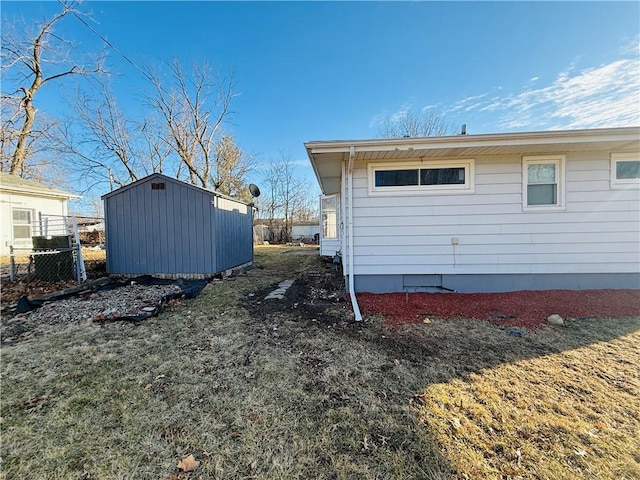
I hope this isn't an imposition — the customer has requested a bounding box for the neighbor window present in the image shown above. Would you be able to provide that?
[369,160,473,194]
[12,208,33,241]
[611,153,640,188]
[523,156,565,209]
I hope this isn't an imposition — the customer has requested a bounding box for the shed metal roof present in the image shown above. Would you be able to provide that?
[101,172,252,206]
[305,127,640,195]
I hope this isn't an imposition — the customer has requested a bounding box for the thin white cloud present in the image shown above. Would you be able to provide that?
[449,49,640,130]
[420,104,439,112]
[368,112,387,129]
[369,103,414,129]
[390,103,411,123]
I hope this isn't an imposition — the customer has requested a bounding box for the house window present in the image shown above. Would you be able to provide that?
[375,169,418,187]
[12,208,33,241]
[369,160,473,195]
[611,153,640,188]
[523,155,565,209]
[420,167,465,185]
[321,195,338,239]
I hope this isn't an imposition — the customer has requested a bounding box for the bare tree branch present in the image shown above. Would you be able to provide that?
[146,59,241,190]
[377,108,457,138]
[1,0,106,176]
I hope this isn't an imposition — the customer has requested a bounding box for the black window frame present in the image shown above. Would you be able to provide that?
[370,161,472,192]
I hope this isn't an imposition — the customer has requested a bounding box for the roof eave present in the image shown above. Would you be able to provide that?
[305,127,640,196]
[305,126,640,154]
[0,186,80,200]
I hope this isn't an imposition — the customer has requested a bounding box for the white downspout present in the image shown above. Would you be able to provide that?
[340,160,347,276]
[347,146,362,321]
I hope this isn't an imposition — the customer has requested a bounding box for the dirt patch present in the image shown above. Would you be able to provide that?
[0,261,107,310]
[358,289,640,329]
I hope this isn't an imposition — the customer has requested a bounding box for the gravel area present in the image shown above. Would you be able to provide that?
[1,283,182,344]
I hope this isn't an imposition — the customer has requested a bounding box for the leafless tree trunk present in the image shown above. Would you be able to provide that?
[377,108,456,138]
[147,60,237,189]
[1,1,105,176]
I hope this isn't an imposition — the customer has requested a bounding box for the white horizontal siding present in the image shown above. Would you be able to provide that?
[351,152,640,276]
[356,241,637,256]
[356,214,639,230]
[354,262,636,275]
[358,231,638,246]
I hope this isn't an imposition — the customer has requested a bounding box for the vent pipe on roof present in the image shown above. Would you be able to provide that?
[460,124,467,135]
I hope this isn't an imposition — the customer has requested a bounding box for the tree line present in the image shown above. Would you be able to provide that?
[0,1,317,239]
[1,1,456,240]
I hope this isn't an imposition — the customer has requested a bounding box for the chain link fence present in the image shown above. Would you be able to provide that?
[2,215,106,284]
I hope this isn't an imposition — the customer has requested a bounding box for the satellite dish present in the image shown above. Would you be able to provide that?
[249,184,261,198]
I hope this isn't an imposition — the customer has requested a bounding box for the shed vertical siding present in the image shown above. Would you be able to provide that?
[104,174,253,276]
[349,151,640,278]
[214,196,253,271]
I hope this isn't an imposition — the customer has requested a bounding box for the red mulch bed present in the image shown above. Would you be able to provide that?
[357,289,640,329]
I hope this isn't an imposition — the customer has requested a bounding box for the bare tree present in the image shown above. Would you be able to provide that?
[1,1,105,176]
[73,85,138,186]
[292,196,319,223]
[261,155,315,243]
[147,60,237,189]
[62,81,171,192]
[377,108,456,138]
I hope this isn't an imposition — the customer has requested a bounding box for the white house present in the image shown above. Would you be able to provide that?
[0,172,80,256]
[306,127,639,318]
[292,219,320,242]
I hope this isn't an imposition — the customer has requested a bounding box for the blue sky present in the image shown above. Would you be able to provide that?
[2,1,639,204]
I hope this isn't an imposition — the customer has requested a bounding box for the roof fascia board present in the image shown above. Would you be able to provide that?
[305,127,640,154]
[305,147,326,192]
[0,186,80,199]
[0,173,80,199]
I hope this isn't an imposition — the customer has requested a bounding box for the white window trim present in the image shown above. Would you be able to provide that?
[368,159,475,196]
[12,207,34,243]
[522,155,565,211]
[321,194,339,240]
[610,152,640,189]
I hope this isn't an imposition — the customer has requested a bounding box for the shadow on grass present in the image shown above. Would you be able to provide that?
[243,248,640,479]
[1,246,637,479]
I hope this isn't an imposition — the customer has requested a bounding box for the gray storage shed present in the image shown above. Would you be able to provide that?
[102,173,254,277]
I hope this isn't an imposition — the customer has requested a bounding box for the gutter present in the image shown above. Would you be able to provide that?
[347,145,362,321]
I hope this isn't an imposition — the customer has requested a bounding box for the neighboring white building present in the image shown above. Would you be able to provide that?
[291,219,320,242]
[0,173,79,256]
[306,127,640,304]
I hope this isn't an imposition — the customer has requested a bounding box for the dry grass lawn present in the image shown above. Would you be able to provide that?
[1,245,638,479]
[412,320,640,479]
